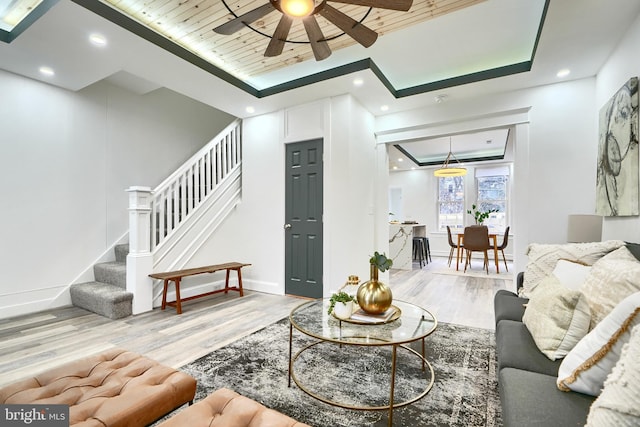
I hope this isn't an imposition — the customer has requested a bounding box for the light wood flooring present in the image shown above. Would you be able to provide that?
[0,256,515,388]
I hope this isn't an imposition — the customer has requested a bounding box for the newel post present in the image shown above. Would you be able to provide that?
[126,186,154,314]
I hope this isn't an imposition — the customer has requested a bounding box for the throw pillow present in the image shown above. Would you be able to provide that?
[557,292,640,396]
[522,276,591,360]
[521,240,624,297]
[552,259,592,291]
[585,324,640,426]
[581,246,640,330]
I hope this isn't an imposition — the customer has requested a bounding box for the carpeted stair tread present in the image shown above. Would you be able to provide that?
[114,244,129,263]
[70,281,133,320]
[94,261,126,289]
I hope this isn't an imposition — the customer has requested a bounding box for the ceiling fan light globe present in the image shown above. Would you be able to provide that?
[281,0,315,17]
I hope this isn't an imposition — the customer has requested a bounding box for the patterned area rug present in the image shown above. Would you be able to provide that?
[175,318,502,427]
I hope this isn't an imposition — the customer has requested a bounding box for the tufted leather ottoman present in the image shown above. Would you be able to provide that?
[0,348,196,427]
[158,388,310,427]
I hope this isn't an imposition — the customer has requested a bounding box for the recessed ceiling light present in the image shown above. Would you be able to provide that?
[39,66,55,77]
[245,106,255,114]
[434,94,447,103]
[557,68,570,78]
[398,158,403,162]
[392,165,398,170]
[380,105,389,111]
[89,33,107,47]
[353,78,363,86]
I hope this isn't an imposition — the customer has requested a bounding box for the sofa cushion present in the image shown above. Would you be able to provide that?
[499,367,594,427]
[521,240,625,297]
[496,320,561,377]
[157,388,310,427]
[558,292,640,396]
[585,324,640,426]
[625,242,640,261]
[522,276,591,360]
[494,289,528,325]
[580,246,640,329]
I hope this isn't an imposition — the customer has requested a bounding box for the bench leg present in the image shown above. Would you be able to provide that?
[174,278,183,314]
[224,269,231,294]
[161,280,169,310]
[237,268,244,297]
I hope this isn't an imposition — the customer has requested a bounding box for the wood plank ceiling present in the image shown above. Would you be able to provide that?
[101,0,485,79]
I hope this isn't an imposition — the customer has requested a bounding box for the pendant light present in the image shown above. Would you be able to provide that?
[434,137,467,177]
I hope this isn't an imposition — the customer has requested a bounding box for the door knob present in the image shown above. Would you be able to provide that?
[284,223,292,229]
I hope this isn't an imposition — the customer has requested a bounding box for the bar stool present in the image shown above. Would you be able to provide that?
[412,237,426,268]
[421,237,432,263]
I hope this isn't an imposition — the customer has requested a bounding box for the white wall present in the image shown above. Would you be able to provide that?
[189,95,383,298]
[0,70,235,317]
[596,12,640,243]
[387,163,514,259]
[377,78,598,273]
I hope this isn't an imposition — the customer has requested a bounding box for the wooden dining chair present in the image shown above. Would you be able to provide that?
[446,226,462,267]
[496,226,510,272]
[463,226,490,274]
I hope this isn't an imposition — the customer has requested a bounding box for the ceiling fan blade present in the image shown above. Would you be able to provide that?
[265,15,293,57]
[319,4,378,48]
[213,3,276,35]
[329,0,412,11]
[303,15,331,61]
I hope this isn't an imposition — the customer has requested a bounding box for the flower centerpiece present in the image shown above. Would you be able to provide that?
[467,204,498,225]
[356,251,393,314]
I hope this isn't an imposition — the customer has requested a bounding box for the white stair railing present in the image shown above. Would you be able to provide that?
[126,118,242,314]
[150,119,242,250]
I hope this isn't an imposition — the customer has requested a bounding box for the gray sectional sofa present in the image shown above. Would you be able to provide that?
[494,241,640,426]
[494,282,595,427]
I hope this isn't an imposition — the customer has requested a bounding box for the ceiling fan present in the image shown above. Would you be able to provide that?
[213,0,413,61]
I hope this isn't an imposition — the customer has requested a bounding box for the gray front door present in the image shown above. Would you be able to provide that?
[285,139,323,298]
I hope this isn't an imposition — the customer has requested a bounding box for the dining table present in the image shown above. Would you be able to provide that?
[455,230,501,273]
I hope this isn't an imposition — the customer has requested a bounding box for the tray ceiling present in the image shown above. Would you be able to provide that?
[1,0,547,96]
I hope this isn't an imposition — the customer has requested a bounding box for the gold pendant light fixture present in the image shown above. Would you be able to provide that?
[434,137,467,177]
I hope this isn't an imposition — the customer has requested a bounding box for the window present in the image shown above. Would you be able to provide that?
[438,176,464,231]
[476,173,509,229]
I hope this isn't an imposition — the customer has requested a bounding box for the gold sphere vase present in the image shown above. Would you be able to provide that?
[356,264,393,314]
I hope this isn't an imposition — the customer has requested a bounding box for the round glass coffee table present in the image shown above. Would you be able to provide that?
[288,298,437,426]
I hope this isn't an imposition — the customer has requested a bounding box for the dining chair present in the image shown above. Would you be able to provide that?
[496,226,510,272]
[446,226,462,267]
[463,226,490,274]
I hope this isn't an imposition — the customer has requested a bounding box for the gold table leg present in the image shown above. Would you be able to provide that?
[389,345,398,427]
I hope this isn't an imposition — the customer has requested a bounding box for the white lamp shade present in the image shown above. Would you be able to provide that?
[567,214,603,243]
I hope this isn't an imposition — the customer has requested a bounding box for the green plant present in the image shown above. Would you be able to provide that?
[327,291,356,315]
[369,251,393,272]
[467,204,498,225]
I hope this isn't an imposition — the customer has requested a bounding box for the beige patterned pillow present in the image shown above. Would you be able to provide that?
[585,324,640,426]
[521,240,625,297]
[557,292,640,396]
[523,276,591,360]
[581,247,640,330]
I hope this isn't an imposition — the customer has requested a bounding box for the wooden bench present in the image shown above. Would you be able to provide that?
[149,262,251,314]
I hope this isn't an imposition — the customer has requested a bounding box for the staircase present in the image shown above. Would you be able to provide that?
[70,244,133,319]
[69,119,243,319]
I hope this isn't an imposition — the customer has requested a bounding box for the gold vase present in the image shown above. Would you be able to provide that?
[356,265,393,314]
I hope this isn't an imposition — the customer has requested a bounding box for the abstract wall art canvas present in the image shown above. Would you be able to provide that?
[596,77,639,216]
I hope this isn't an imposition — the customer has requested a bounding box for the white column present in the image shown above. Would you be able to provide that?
[126,186,154,314]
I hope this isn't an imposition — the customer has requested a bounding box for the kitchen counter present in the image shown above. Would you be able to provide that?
[389,223,426,270]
